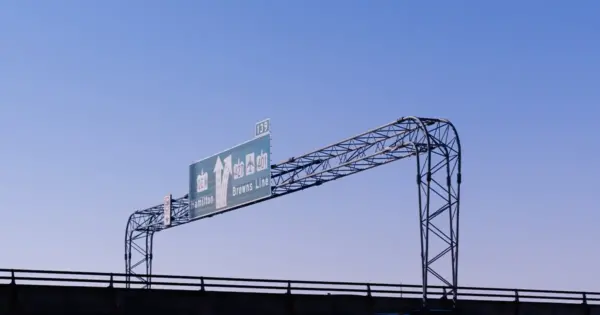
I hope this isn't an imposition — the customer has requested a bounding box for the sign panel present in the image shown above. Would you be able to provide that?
[163,194,172,226]
[255,119,270,138]
[189,134,272,220]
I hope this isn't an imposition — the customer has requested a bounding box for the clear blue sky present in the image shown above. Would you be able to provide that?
[1,1,598,292]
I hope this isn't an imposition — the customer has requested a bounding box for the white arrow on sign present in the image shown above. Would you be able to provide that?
[214,155,232,209]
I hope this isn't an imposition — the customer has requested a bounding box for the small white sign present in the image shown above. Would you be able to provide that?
[255,119,270,137]
[163,194,172,226]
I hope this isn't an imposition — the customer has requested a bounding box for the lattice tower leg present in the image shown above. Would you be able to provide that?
[415,120,461,309]
[125,214,156,289]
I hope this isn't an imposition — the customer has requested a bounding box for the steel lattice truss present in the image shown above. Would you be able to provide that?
[124,116,462,307]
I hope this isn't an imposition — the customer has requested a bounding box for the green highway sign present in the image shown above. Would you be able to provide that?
[188,134,272,219]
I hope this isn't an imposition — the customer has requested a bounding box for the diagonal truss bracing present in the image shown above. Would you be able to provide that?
[124,116,462,308]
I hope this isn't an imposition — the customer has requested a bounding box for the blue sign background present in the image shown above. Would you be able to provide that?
[189,134,272,219]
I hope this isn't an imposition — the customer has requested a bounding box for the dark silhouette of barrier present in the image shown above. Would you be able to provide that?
[0,268,598,314]
[1,268,598,304]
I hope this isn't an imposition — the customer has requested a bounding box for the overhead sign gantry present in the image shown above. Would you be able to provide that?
[124,116,462,308]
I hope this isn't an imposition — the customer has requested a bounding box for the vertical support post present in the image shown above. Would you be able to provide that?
[146,231,154,289]
[413,118,462,310]
[125,213,155,289]
[124,215,134,289]
[415,152,428,306]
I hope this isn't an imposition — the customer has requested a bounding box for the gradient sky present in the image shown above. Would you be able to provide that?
[1,0,598,293]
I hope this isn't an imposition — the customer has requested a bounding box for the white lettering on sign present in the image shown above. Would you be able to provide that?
[255,176,270,189]
[232,182,253,196]
[192,195,214,208]
[230,176,270,198]
[214,155,232,209]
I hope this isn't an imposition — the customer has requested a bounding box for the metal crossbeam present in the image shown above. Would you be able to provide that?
[125,116,462,308]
